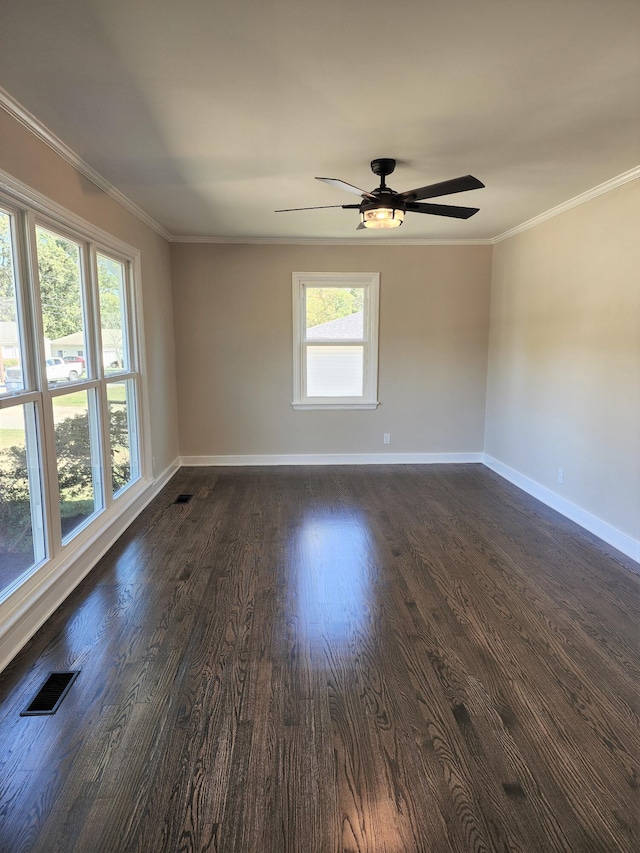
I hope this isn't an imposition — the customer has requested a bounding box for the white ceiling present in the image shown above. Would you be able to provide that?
[0,0,638,241]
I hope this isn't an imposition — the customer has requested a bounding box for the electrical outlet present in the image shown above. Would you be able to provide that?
[383,433,391,445]
[557,467,564,485]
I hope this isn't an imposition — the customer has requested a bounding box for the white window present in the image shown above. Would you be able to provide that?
[0,184,145,600]
[292,272,379,410]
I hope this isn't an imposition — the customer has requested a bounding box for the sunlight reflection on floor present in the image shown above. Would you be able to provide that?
[289,511,377,649]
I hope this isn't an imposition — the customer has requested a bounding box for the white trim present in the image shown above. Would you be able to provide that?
[131,252,154,482]
[0,87,171,241]
[180,452,484,466]
[4,451,635,672]
[493,166,640,243]
[0,174,159,672]
[0,390,40,409]
[292,272,380,408]
[0,460,179,674]
[0,167,140,256]
[483,455,640,566]
[292,402,379,410]
[0,179,152,487]
[163,168,640,245]
[170,235,494,245]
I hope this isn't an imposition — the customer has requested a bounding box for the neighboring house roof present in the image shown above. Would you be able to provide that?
[50,330,122,347]
[307,311,363,340]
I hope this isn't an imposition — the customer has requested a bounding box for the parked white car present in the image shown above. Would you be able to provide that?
[4,357,83,392]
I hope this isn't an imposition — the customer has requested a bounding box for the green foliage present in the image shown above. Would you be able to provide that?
[0,212,17,323]
[0,409,131,555]
[1,225,124,346]
[2,226,126,369]
[54,412,94,498]
[0,440,32,553]
[36,228,84,340]
[97,255,123,331]
[0,437,29,500]
[306,287,364,329]
[53,408,131,497]
[108,408,132,492]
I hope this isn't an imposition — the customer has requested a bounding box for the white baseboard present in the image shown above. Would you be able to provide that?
[483,455,640,566]
[0,459,180,675]
[180,452,484,466]
[4,451,636,675]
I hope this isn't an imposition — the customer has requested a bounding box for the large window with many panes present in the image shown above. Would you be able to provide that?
[0,193,143,600]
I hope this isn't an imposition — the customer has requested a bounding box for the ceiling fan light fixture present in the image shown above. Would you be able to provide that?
[360,206,405,229]
[276,160,483,228]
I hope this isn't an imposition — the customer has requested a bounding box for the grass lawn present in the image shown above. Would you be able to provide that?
[0,429,23,450]
[51,390,88,407]
[51,384,126,408]
[61,498,95,519]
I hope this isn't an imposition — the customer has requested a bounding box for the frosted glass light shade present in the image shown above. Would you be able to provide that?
[360,207,404,229]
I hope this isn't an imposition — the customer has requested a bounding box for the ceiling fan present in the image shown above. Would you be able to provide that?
[275,158,484,230]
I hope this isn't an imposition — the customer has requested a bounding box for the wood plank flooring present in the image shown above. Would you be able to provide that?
[0,464,638,852]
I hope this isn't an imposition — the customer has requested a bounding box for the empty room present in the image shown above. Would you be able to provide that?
[0,1,638,851]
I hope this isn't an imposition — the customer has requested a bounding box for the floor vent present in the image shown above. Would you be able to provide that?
[174,494,193,504]
[21,671,80,716]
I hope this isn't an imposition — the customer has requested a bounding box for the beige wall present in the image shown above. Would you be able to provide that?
[485,180,640,540]
[171,243,492,456]
[0,108,180,474]
[4,95,636,545]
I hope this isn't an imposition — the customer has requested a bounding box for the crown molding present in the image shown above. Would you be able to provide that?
[2,86,637,248]
[170,235,494,245]
[493,165,640,243]
[165,168,640,245]
[0,167,140,258]
[0,86,172,242]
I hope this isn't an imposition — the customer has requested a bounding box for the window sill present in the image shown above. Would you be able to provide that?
[292,402,379,410]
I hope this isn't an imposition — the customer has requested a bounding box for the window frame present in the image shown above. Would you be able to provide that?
[0,170,150,601]
[292,272,380,410]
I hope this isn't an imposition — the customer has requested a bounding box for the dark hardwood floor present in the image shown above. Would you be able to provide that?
[0,464,638,852]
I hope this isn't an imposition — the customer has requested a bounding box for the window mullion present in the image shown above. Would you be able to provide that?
[34,396,62,558]
[18,211,45,393]
[84,243,102,383]
[1,205,32,396]
[293,281,304,405]
[47,378,100,399]
[23,211,61,556]
[24,402,46,564]
[0,390,40,409]
[104,371,137,385]
[129,377,141,481]
[302,339,365,347]
[87,243,112,506]
[121,258,134,371]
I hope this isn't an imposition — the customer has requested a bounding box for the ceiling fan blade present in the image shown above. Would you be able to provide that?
[315,177,377,199]
[406,202,480,219]
[275,204,360,212]
[400,175,484,202]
